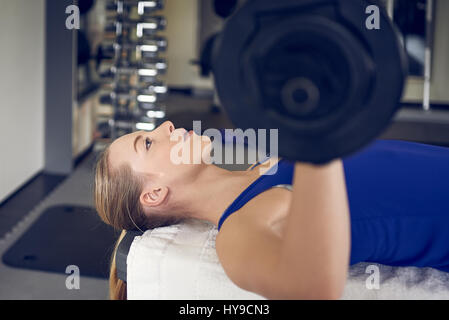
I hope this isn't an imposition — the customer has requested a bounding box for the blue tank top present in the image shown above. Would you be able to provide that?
[217,139,449,272]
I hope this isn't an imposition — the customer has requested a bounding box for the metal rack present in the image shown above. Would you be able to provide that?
[99,0,168,140]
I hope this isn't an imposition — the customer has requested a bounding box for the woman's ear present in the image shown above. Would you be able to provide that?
[140,185,169,209]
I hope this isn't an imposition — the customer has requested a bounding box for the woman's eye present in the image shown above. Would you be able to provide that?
[145,137,152,150]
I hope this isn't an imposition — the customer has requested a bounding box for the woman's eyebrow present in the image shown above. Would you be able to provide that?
[133,135,142,153]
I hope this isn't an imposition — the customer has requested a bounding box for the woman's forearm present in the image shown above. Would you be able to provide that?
[277,160,350,299]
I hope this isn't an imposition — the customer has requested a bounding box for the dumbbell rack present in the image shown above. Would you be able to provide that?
[99,0,168,140]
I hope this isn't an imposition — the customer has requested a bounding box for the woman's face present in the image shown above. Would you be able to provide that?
[108,121,212,185]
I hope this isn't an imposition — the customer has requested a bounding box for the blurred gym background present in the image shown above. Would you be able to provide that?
[0,0,448,299]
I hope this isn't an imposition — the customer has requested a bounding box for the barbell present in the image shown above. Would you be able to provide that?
[212,0,407,164]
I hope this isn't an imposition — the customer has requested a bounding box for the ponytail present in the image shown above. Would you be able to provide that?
[109,230,127,300]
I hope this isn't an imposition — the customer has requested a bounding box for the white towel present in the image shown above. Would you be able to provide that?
[127,219,449,300]
[127,219,264,300]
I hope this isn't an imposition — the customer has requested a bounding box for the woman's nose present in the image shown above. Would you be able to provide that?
[161,121,174,134]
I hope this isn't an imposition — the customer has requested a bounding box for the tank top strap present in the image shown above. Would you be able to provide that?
[217,159,294,230]
[248,154,272,171]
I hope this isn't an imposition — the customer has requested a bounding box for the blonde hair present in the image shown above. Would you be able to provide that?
[94,145,181,300]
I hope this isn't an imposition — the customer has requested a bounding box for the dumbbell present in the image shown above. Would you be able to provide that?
[109,112,152,139]
[143,81,167,94]
[99,91,154,104]
[136,0,164,16]
[136,38,168,59]
[96,40,167,69]
[100,87,165,106]
[106,0,164,15]
[106,0,133,14]
[110,110,162,131]
[104,16,166,38]
[99,60,167,79]
[212,0,407,164]
[103,82,167,95]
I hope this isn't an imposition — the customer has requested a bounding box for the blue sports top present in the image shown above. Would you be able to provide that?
[217,139,449,272]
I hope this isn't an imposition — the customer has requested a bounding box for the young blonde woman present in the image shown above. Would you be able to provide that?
[94,121,449,300]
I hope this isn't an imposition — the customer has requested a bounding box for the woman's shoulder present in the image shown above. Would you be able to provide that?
[216,185,291,248]
[214,188,290,296]
[215,156,292,291]
[218,157,291,241]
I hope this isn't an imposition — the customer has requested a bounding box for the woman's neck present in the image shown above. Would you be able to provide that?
[175,164,261,228]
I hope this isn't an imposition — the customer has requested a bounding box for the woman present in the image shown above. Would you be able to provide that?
[94,121,449,300]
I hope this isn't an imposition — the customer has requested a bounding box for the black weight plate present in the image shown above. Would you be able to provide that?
[212,0,407,164]
[241,15,374,135]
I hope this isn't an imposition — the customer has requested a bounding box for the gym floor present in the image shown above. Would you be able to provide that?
[1,90,449,299]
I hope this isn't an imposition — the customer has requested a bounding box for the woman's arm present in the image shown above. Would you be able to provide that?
[216,160,350,300]
[276,160,350,299]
